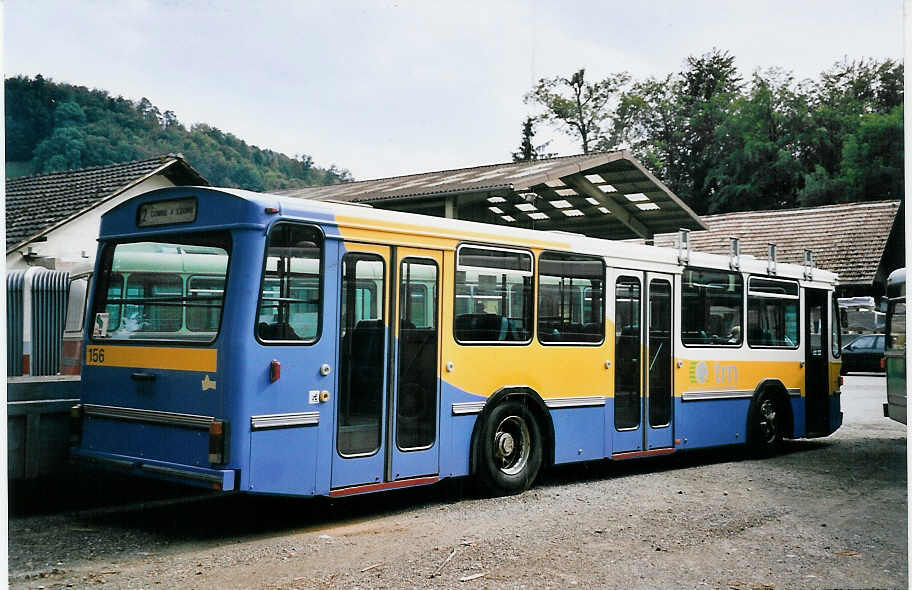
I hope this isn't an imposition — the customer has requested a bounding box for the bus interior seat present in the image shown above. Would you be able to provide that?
[455,313,506,341]
[258,321,300,340]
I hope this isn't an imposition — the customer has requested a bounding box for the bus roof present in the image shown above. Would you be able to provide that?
[102,186,839,287]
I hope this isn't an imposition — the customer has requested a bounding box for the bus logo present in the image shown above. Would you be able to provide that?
[689,361,710,385]
[202,375,217,391]
[688,361,738,386]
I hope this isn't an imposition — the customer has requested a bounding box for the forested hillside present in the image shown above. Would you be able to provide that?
[522,52,903,215]
[5,75,351,189]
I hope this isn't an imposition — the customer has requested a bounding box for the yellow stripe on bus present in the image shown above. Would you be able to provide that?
[85,345,217,372]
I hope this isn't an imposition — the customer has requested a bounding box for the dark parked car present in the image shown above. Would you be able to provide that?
[840,334,885,374]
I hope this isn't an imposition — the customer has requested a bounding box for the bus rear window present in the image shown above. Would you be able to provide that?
[92,234,230,342]
[256,223,323,343]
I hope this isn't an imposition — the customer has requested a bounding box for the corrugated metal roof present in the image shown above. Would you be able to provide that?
[5,155,208,252]
[652,200,902,285]
[277,151,705,239]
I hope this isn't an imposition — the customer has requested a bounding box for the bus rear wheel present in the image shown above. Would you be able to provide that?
[749,393,783,456]
[475,400,543,496]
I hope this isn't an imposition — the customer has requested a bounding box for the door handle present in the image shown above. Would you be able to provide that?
[131,372,156,382]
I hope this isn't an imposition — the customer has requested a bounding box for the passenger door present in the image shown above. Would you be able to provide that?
[611,271,675,455]
[331,243,442,490]
[804,288,830,434]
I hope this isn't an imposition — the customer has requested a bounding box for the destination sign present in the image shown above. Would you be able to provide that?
[137,198,198,227]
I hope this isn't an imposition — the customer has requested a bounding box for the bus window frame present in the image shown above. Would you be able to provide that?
[831,294,842,358]
[680,266,744,348]
[123,271,185,333]
[89,230,232,345]
[255,221,325,347]
[453,242,534,346]
[537,250,606,347]
[746,275,801,350]
[186,274,227,333]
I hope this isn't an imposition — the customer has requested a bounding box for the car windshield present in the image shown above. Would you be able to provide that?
[92,233,231,342]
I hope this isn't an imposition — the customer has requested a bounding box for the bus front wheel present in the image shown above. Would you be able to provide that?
[475,400,543,496]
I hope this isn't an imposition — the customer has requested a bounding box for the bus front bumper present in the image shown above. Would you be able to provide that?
[72,448,237,491]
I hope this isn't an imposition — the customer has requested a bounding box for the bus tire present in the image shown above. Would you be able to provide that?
[748,392,783,456]
[475,400,543,496]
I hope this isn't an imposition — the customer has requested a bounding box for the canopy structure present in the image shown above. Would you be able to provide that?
[278,151,705,240]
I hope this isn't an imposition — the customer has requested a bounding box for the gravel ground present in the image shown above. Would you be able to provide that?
[9,376,907,589]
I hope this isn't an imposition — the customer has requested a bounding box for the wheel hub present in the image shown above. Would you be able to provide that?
[493,415,531,476]
[496,432,515,456]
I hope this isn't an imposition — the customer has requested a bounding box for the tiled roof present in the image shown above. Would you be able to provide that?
[652,200,902,285]
[277,151,706,239]
[6,156,208,251]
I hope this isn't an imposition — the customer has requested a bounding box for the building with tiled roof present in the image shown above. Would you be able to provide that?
[278,151,706,240]
[652,200,904,298]
[5,155,207,270]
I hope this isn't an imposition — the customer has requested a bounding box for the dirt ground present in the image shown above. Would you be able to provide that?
[9,376,907,589]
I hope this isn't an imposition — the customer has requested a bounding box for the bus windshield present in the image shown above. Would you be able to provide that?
[92,233,231,342]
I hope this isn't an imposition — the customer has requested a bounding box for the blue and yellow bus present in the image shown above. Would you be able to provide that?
[71,186,843,497]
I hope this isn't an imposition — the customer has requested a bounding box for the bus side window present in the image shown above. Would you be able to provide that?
[453,245,533,344]
[256,223,323,343]
[681,268,743,346]
[537,251,604,345]
[747,277,799,348]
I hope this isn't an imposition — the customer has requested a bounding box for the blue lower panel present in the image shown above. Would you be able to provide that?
[250,426,318,495]
[675,397,750,449]
[443,414,475,478]
[551,406,605,464]
[791,396,807,438]
[74,448,235,491]
[82,417,209,467]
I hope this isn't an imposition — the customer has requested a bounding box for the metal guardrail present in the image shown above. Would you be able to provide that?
[6,268,70,376]
[7,271,25,376]
[8,376,81,480]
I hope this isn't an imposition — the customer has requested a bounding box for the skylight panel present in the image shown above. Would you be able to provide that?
[625,193,650,202]
[555,188,578,196]
[487,196,506,203]
[488,206,504,214]
[501,215,516,222]
[600,184,617,193]
[562,209,585,217]
[598,207,611,214]
[636,202,660,211]
[516,203,537,212]
[544,179,565,188]
[549,200,572,209]
[528,212,549,220]
[584,174,604,183]
[586,197,600,206]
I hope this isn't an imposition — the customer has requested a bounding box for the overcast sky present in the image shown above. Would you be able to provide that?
[4,1,905,181]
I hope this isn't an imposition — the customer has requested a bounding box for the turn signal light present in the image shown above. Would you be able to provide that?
[209,420,227,464]
[881,357,885,370]
[69,404,84,445]
[270,359,281,382]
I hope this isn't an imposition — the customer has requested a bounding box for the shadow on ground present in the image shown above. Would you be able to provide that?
[10,438,836,547]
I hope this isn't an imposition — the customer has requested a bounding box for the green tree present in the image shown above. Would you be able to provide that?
[5,75,352,190]
[612,49,741,214]
[524,68,630,154]
[705,69,809,213]
[511,117,554,162]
